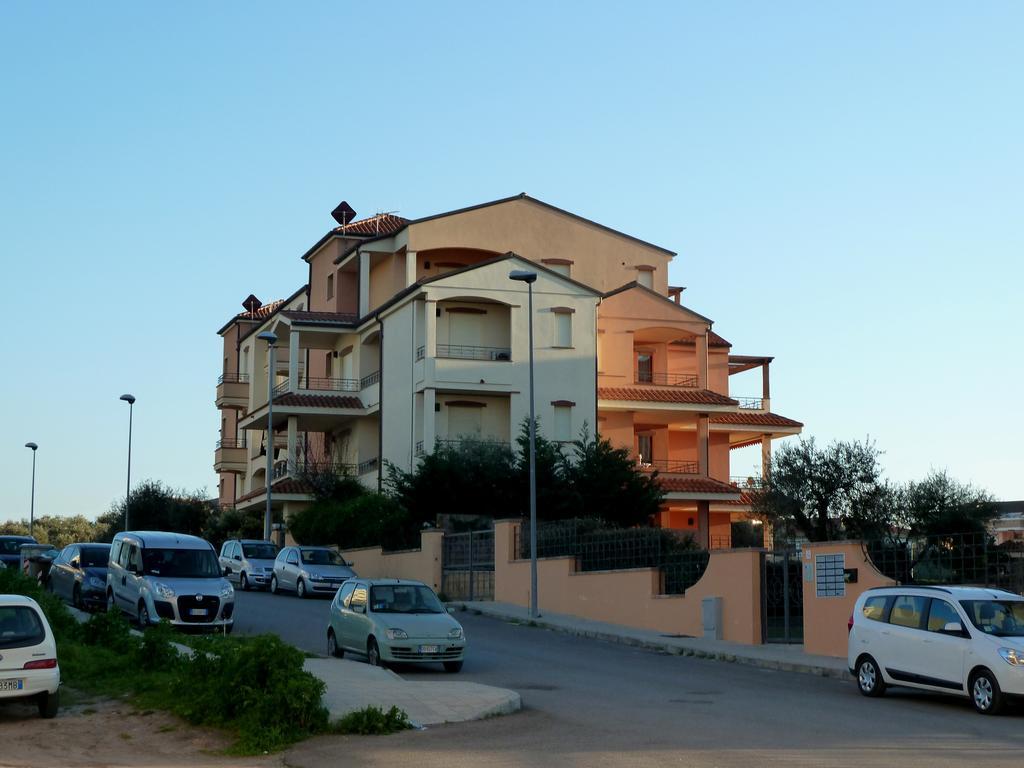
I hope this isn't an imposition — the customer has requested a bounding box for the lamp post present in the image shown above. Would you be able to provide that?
[509,269,539,618]
[24,443,38,538]
[257,331,278,542]
[119,394,135,531]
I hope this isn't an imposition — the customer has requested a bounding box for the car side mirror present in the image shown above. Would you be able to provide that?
[233,555,242,561]
[70,559,80,569]
[943,621,965,635]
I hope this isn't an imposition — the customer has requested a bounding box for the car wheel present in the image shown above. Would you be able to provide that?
[856,656,886,697]
[137,602,151,629]
[443,660,463,673]
[367,637,383,667]
[37,691,59,719]
[297,579,307,599]
[270,575,279,595]
[72,585,82,610]
[970,668,1004,715]
[240,573,250,591]
[106,590,116,614]
[328,629,344,658]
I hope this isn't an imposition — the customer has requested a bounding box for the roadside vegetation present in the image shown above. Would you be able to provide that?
[0,568,409,753]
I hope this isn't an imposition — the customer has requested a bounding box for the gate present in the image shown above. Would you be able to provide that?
[441,530,494,601]
[762,545,804,643]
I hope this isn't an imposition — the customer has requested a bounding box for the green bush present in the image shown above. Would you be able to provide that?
[80,609,137,655]
[0,567,80,643]
[290,493,415,552]
[333,705,411,735]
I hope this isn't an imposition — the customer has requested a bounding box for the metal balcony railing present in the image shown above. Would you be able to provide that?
[734,397,764,410]
[730,475,764,489]
[302,377,360,392]
[272,381,289,395]
[215,438,246,449]
[436,344,512,361]
[436,438,512,451]
[217,373,250,385]
[416,345,425,361]
[415,441,424,457]
[635,371,698,387]
[359,371,380,388]
[357,457,379,475]
[636,459,700,475]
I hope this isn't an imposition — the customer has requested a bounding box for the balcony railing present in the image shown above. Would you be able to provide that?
[436,438,512,451]
[635,372,698,387]
[359,371,380,388]
[730,475,764,489]
[302,377,360,392]
[357,457,379,475]
[416,345,425,361]
[734,397,764,410]
[215,438,246,449]
[217,373,250,385]
[636,459,700,474]
[415,440,424,457]
[272,380,289,395]
[436,344,512,361]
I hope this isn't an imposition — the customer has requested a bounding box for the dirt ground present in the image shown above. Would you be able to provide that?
[0,691,278,768]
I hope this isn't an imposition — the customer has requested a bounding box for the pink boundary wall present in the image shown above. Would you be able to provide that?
[342,530,444,592]
[493,520,763,644]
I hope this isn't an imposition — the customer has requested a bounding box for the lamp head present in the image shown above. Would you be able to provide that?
[509,270,537,284]
[257,331,278,345]
[120,394,136,405]
[25,442,37,451]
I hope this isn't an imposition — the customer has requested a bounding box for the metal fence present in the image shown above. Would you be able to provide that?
[442,529,495,601]
[515,519,710,595]
[865,531,1024,593]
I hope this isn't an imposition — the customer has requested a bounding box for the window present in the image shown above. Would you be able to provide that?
[337,581,356,609]
[554,312,572,347]
[637,353,653,383]
[889,595,927,629]
[927,599,962,632]
[286,550,299,566]
[326,273,335,300]
[0,606,45,650]
[554,405,572,442]
[325,352,333,378]
[637,434,653,464]
[862,596,890,622]
[637,266,654,289]
[350,585,368,610]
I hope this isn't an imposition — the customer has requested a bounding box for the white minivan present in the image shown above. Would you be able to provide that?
[849,586,1024,714]
[0,595,60,718]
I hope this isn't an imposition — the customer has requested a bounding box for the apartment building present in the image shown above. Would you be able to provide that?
[214,194,802,547]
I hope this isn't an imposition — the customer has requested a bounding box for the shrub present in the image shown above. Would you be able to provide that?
[0,567,80,643]
[333,705,411,735]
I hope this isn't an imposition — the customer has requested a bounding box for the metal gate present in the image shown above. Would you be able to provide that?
[441,530,494,601]
[762,545,804,643]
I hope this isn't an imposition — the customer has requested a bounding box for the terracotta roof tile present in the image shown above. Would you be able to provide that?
[598,387,737,406]
[333,213,409,237]
[658,476,742,495]
[280,310,358,325]
[274,393,363,409]
[235,299,285,321]
[710,412,803,428]
[236,477,314,503]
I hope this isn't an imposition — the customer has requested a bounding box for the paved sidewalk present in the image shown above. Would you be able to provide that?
[306,658,520,727]
[454,601,851,680]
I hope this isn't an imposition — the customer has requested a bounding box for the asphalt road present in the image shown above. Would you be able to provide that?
[234,591,1024,768]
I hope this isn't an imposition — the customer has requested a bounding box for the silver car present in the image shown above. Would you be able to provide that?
[219,539,278,591]
[270,546,356,599]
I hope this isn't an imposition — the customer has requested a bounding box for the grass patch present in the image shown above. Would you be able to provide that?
[332,706,412,735]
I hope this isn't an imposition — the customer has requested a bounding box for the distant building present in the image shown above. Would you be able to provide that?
[213,194,803,547]
[990,501,1024,544]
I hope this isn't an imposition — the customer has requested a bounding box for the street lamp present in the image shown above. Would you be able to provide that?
[257,331,278,542]
[119,394,136,531]
[509,269,539,618]
[24,443,38,538]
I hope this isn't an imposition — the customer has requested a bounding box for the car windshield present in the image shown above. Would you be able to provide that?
[960,600,1024,637]
[370,585,445,614]
[80,546,110,568]
[300,549,345,566]
[243,543,277,559]
[0,606,45,649]
[142,548,221,579]
[0,539,32,555]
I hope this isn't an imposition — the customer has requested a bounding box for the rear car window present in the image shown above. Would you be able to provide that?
[0,606,45,649]
[889,595,927,629]
[862,596,890,622]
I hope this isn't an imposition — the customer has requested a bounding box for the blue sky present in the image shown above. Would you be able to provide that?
[2,2,1021,522]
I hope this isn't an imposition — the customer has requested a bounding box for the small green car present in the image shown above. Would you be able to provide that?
[326,579,466,672]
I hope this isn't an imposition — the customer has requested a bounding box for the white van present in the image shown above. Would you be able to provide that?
[107,531,234,632]
[849,585,1024,714]
[0,595,60,718]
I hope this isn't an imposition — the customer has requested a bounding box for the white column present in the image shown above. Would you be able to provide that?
[761,434,772,479]
[696,332,709,389]
[289,329,300,390]
[287,416,298,474]
[405,250,417,287]
[424,299,437,358]
[359,251,370,316]
[423,388,436,453]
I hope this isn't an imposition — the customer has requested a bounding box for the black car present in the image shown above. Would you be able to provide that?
[0,535,37,570]
[46,543,111,610]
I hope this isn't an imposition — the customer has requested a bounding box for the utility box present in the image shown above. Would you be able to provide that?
[701,596,723,640]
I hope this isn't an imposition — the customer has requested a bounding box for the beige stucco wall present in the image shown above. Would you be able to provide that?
[493,520,762,644]
[341,530,444,592]
[802,541,896,658]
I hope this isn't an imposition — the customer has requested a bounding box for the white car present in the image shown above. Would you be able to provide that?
[849,585,1024,714]
[0,595,60,718]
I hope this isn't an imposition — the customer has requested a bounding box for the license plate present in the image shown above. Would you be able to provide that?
[189,609,207,617]
[0,679,24,692]
[418,645,439,654]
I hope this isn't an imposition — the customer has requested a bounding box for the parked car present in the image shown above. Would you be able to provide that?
[46,543,111,611]
[326,579,465,672]
[0,594,60,718]
[219,539,278,591]
[0,536,36,570]
[19,543,59,585]
[849,585,1024,714]
[270,546,356,598]
[106,531,234,632]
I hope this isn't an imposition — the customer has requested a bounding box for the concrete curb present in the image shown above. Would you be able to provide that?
[455,602,852,682]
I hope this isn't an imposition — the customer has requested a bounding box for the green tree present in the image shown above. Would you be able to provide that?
[905,470,997,536]
[95,480,213,542]
[513,417,574,521]
[752,437,889,542]
[0,515,99,548]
